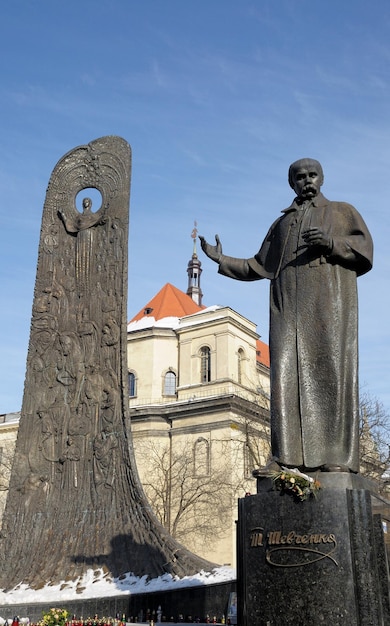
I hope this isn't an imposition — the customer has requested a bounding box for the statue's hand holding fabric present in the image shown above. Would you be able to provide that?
[302,227,333,253]
[199,234,223,263]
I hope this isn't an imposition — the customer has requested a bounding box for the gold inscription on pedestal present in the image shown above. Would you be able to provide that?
[249,527,264,547]
[249,528,339,567]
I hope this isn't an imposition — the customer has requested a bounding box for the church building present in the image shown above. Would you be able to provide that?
[127,238,271,566]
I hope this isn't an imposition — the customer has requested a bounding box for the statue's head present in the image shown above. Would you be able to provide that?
[59,333,72,355]
[288,158,324,200]
[82,197,92,212]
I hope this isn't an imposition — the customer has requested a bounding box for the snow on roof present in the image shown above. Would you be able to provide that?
[127,305,224,333]
[128,315,181,331]
[0,412,20,425]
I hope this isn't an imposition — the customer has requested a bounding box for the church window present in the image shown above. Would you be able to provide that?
[238,348,245,384]
[164,371,177,396]
[128,371,137,397]
[243,443,255,478]
[194,437,210,476]
[200,346,211,383]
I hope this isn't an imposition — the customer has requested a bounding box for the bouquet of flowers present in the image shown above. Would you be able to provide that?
[39,609,69,626]
[271,466,321,501]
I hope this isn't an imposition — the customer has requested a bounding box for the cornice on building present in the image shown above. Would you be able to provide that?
[130,393,269,424]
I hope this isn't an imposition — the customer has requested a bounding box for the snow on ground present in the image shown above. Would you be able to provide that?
[0,566,236,605]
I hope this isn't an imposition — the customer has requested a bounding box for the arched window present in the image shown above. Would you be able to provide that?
[243,443,254,478]
[164,371,177,396]
[128,371,137,397]
[200,346,211,383]
[194,437,210,476]
[238,348,246,384]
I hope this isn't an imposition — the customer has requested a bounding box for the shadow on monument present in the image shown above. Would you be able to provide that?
[72,533,206,582]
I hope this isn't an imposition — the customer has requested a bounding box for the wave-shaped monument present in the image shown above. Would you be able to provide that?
[0,136,214,592]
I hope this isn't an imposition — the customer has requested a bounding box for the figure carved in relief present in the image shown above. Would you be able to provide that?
[101,382,121,431]
[68,404,91,439]
[49,278,68,322]
[42,225,59,274]
[37,409,59,463]
[33,286,52,314]
[57,332,85,407]
[101,315,120,371]
[58,196,107,297]
[20,473,49,510]
[24,354,45,414]
[28,321,59,407]
[109,217,123,261]
[101,287,116,313]
[78,308,98,367]
[60,436,81,489]
[102,357,119,390]
[84,364,105,428]
[93,428,118,490]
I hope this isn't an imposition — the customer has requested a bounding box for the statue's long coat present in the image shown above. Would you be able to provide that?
[219,193,373,471]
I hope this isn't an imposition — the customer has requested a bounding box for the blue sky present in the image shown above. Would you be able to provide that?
[0,0,389,413]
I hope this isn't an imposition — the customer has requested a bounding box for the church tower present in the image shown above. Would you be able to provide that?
[186,221,203,305]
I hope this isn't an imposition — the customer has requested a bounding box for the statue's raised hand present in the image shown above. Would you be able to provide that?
[199,234,222,263]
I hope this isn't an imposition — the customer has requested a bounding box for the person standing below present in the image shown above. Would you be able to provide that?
[200,158,373,473]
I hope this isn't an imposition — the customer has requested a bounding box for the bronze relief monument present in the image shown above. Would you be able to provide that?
[200,158,373,473]
[0,136,212,591]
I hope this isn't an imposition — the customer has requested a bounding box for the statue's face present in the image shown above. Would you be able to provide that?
[60,335,71,355]
[82,197,92,212]
[291,162,323,199]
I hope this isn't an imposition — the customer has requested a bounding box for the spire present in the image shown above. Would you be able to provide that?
[186,221,203,306]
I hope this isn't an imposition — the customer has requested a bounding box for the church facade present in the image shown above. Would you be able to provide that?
[127,244,271,566]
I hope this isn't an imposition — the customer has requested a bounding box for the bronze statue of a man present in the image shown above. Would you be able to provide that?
[200,158,373,473]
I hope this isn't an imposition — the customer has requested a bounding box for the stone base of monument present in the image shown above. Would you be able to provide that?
[237,473,390,626]
[0,580,236,623]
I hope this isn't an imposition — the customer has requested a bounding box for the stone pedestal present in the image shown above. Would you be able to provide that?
[236,473,390,625]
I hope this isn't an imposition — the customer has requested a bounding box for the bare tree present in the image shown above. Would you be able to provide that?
[134,437,233,550]
[0,441,17,520]
[225,387,390,496]
[228,416,270,494]
[0,445,14,491]
[359,389,390,493]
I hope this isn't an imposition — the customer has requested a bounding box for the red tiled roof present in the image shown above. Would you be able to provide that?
[130,283,205,322]
[129,284,270,367]
[256,339,270,368]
